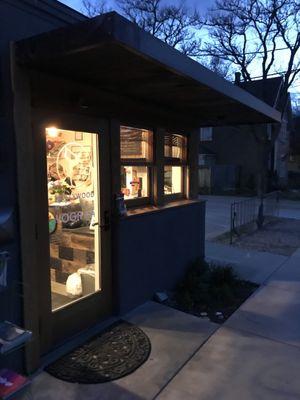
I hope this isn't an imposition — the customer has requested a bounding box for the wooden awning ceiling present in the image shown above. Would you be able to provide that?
[15,12,281,128]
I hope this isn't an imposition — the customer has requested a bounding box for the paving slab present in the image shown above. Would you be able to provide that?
[279,200,300,220]
[225,284,300,348]
[206,241,287,284]
[20,302,217,400]
[157,326,300,400]
[267,248,300,293]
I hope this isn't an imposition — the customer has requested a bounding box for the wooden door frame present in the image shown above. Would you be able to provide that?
[12,59,113,371]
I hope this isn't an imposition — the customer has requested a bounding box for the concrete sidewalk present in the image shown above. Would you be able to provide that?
[20,247,300,400]
[157,248,300,400]
[21,302,217,400]
[206,241,288,284]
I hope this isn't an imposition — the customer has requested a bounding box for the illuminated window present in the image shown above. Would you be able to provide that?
[45,128,101,311]
[120,126,153,161]
[164,134,187,161]
[120,126,153,203]
[121,166,149,200]
[164,166,183,195]
[164,133,187,198]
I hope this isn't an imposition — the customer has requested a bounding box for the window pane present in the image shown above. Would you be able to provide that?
[120,126,153,161]
[164,166,182,195]
[200,127,213,141]
[121,166,149,200]
[45,128,101,311]
[164,134,186,160]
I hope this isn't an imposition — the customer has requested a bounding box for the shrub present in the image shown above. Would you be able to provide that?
[175,259,240,310]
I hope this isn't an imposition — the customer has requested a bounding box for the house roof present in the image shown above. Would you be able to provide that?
[14,12,281,128]
[238,77,283,108]
[14,0,86,23]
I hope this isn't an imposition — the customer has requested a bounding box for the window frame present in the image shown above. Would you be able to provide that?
[120,124,154,207]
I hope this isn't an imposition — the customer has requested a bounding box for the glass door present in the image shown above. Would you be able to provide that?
[45,128,101,310]
[37,117,112,353]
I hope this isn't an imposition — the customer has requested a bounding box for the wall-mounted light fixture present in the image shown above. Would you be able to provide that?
[46,127,59,137]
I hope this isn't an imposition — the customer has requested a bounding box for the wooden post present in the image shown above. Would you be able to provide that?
[153,127,165,206]
[109,119,121,213]
[10,45,41,373]
[188,129,199,200]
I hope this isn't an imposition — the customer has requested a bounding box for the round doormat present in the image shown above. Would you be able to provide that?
[46,321,151,384]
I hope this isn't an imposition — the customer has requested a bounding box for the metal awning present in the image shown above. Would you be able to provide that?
[15,12,281,127]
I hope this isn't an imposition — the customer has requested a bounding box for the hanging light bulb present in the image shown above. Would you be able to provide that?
[46,127,59,138]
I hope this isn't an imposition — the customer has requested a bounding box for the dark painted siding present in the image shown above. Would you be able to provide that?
[0,0,84,371]
[114,202,205,314]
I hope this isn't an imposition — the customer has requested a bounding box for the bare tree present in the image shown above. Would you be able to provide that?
[81,0,110,17]
[201,0,300,195]
[202,0,300,93]
[201,55,231,79]
[81,0,202,57]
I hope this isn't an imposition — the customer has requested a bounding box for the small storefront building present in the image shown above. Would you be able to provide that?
[0,2,281,373]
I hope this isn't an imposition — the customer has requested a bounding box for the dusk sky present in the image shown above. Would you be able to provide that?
[59,0,300,94]
[60,0,215,14]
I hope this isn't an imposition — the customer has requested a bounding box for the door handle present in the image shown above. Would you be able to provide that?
[92,211,110,231]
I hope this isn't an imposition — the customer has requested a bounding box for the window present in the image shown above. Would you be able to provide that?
[121,166,149,199]
[164,166,183,195]
[45,128,101,311]
[164,133,187,197]
[164,134,187,161]
[120,126,153,161]
[200,127,213,141]
[120,126,153,202]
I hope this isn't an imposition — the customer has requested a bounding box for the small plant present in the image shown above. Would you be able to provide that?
[48,180,71,195]
[173,258,258,321]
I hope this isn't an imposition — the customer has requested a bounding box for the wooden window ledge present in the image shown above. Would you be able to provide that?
[124,199,203,219]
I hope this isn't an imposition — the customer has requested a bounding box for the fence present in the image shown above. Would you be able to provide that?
[230,191,280,244]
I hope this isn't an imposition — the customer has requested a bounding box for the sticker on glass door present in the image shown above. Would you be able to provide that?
[45,127,101,311]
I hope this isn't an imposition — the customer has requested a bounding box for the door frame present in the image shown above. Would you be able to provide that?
[33,111,113,354]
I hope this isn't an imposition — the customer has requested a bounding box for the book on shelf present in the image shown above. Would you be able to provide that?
[0,321,32,354]
[0,369,29,399]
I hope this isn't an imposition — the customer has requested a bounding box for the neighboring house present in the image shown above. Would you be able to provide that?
[0,0,280,382]
[199,76,292,194]
[288,115,300,188]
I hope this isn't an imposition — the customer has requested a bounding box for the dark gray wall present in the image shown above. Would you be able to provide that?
[0,0,84,370]
[114,201,205,314]
[201,125,268,192]
[212,165,240,193]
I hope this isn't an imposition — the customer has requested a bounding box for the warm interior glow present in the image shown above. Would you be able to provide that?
[45,128,101,311]
[46,126,59,138]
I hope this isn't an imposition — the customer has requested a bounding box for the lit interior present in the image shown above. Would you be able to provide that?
[45,128,101,311]
[120,126,153,161]
[164,134,186,160]
[164,166,182,194]
[121,166,148,199]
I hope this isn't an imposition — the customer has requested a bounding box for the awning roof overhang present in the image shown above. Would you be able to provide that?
[15,12,281,127]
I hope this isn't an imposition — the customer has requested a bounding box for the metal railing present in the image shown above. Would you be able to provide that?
[230,191,280,244]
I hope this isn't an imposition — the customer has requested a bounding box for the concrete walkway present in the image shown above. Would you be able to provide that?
[20,302,217,400]
[157,248,300,399]
[20,247,300,399]
[206,241,288,284]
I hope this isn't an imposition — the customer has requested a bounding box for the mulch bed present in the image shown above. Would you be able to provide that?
[163,280,258,324]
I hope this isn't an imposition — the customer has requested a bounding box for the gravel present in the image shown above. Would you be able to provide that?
[232,217,300,256]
